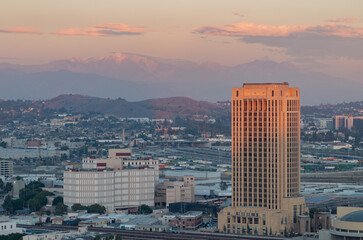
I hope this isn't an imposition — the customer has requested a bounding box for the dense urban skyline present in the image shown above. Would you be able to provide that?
[1,1,363,239]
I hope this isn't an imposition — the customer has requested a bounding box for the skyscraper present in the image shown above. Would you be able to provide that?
[218,83,307,236]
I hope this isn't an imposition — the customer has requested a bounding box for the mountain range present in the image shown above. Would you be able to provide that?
[0,53,362,104]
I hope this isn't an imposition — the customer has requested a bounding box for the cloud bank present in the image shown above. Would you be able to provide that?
[0,27,42,34]
[327,18,360,23]
[193,21,363,59]
[54,23,148,36]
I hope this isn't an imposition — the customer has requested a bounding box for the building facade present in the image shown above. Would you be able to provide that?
[0,160,13,178]
[0,216,23,235]
[64,149,159,212]
[155,175,195,207]
[333,115,354,130]
[169,211,203,230]
[319,207,363,240]
[218,83,307,237]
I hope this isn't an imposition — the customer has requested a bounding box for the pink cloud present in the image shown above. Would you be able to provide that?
[0,27,42,34]
[54,23,148,36]
[193,22,363,38]
[327,18,360,23]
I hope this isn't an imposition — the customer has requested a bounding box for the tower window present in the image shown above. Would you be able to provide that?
[237,91,239,97]
[272,90,274,96]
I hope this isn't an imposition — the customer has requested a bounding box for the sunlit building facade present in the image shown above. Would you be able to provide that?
[64,149,158,212]
[218,83,307,236]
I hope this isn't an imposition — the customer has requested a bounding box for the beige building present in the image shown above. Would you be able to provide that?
[64,149,159,212]
[319,207,363,240]
[218,83,307,237]
[155,176,195,207]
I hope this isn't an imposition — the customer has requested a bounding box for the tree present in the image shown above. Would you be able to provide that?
[137,204,152,214]
[309,208,320,218]
[0,141,7,148]
[55,202,68,215]
[28,198,41,211]
[220,182,228,191]
[3,181,53,213]
[5,182,13,193]
[2,196,14,212]
[0,179,4,189]
[88,204,106,214]
[0,233,25,240]
[52,196,63,206]
[71,203,87,212]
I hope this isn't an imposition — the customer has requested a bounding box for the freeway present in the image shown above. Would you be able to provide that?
[18,224,285,240]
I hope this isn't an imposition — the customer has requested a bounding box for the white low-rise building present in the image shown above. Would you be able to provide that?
[64,149,159,212]
[0,216,23,235]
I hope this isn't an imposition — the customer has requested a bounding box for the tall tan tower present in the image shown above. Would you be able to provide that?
[218,83,307,236]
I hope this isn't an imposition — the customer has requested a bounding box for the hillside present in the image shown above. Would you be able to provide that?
[0,94,362,122]
[42,94,229,119]
[301,101,363,117]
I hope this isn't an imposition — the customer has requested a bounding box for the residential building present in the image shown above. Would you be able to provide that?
[333,115,354,130]
[0,160,13,178]
[155,176,195,207]
[218,83,307,236]
[333,115,346,130]
[64,149,159,212]
[317,118,333,129]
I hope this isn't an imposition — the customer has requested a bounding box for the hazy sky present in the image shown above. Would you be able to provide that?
[1,0,362,81]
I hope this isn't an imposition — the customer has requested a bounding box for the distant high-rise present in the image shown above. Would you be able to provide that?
[218,83,307,236]
[0,160,13,178]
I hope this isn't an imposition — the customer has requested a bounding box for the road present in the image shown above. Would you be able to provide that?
[18,224,285,240]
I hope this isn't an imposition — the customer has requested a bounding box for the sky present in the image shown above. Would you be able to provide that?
[1,0,363,82]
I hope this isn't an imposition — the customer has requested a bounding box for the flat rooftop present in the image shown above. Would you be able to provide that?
[243,82,289,86]
[181,211,203,218]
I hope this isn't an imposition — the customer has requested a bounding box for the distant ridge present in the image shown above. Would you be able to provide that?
[0,94,362,120]
[42,94,229,119]
[0,53,362,104]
